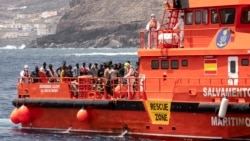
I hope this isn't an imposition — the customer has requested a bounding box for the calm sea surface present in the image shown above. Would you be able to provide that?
[0,47,148,141]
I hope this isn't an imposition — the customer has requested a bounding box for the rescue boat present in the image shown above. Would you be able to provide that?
[10,0,250,140]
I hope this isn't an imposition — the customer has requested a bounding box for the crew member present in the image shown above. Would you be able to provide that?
[20,65,30,83]
[146,14,161,48]
[173,13,184,48]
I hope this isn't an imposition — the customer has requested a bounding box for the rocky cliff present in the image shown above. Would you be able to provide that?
[31,0,164,48]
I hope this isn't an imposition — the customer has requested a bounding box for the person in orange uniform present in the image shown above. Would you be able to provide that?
[146,13,161,48]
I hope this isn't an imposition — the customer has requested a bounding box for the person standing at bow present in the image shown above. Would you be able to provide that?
[146,13,161,48]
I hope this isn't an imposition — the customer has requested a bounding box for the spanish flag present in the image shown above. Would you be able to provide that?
[204,59,217,75]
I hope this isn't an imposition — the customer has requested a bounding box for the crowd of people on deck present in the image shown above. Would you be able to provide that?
[19,60,139,98]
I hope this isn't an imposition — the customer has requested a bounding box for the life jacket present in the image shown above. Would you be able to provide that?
[149,19,157,30]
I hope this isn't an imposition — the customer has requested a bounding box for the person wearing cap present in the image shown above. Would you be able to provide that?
[173,12,184,48]
[20,65,30,83]
[146,13,161,48]
[123,62,135,99]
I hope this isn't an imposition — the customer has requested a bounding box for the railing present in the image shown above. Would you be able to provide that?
[18,76,250,100]
[139,27,220,49]
[17,76,145,100]
[176,77,250,86]
[140,29,182,49]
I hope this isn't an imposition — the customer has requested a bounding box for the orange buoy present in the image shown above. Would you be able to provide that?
[18,105,30,123]
[76,108,88,122]
[10,107,20,124]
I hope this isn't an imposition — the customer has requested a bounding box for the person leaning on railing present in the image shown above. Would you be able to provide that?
[19,64,31,83]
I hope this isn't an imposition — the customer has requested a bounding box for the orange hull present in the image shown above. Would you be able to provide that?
[11,97,250,140]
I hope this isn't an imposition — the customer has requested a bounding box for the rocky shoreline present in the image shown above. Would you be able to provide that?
[1,0,164,48]
[27,0,164,48]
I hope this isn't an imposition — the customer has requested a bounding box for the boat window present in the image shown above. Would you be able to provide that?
[182,60,188,66]
[230,61,236,73]
[185,11,193,25]
[219,8,235,24]
[241,59,249,66]
[171,60,179,69]
[195,10,201,24]
[241,8,250,24]
[211,9,219,24]
[151,60,159,69]
[202,9,208,24]
[161,60,169,69]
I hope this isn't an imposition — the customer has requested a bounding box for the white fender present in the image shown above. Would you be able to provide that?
[218,97,229,119]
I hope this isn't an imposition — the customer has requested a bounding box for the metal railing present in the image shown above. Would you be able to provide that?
[139,27,220,49]
[17,76,250,100]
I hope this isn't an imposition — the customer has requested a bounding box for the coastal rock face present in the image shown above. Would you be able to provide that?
[33,0,164,48]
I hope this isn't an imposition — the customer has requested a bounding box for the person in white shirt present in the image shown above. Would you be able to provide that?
[73,63,81,77]
[173,13,184,48]
[146,14,161,48]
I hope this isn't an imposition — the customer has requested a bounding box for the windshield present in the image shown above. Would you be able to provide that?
[219,8,235,24]
[241,7,250,24]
